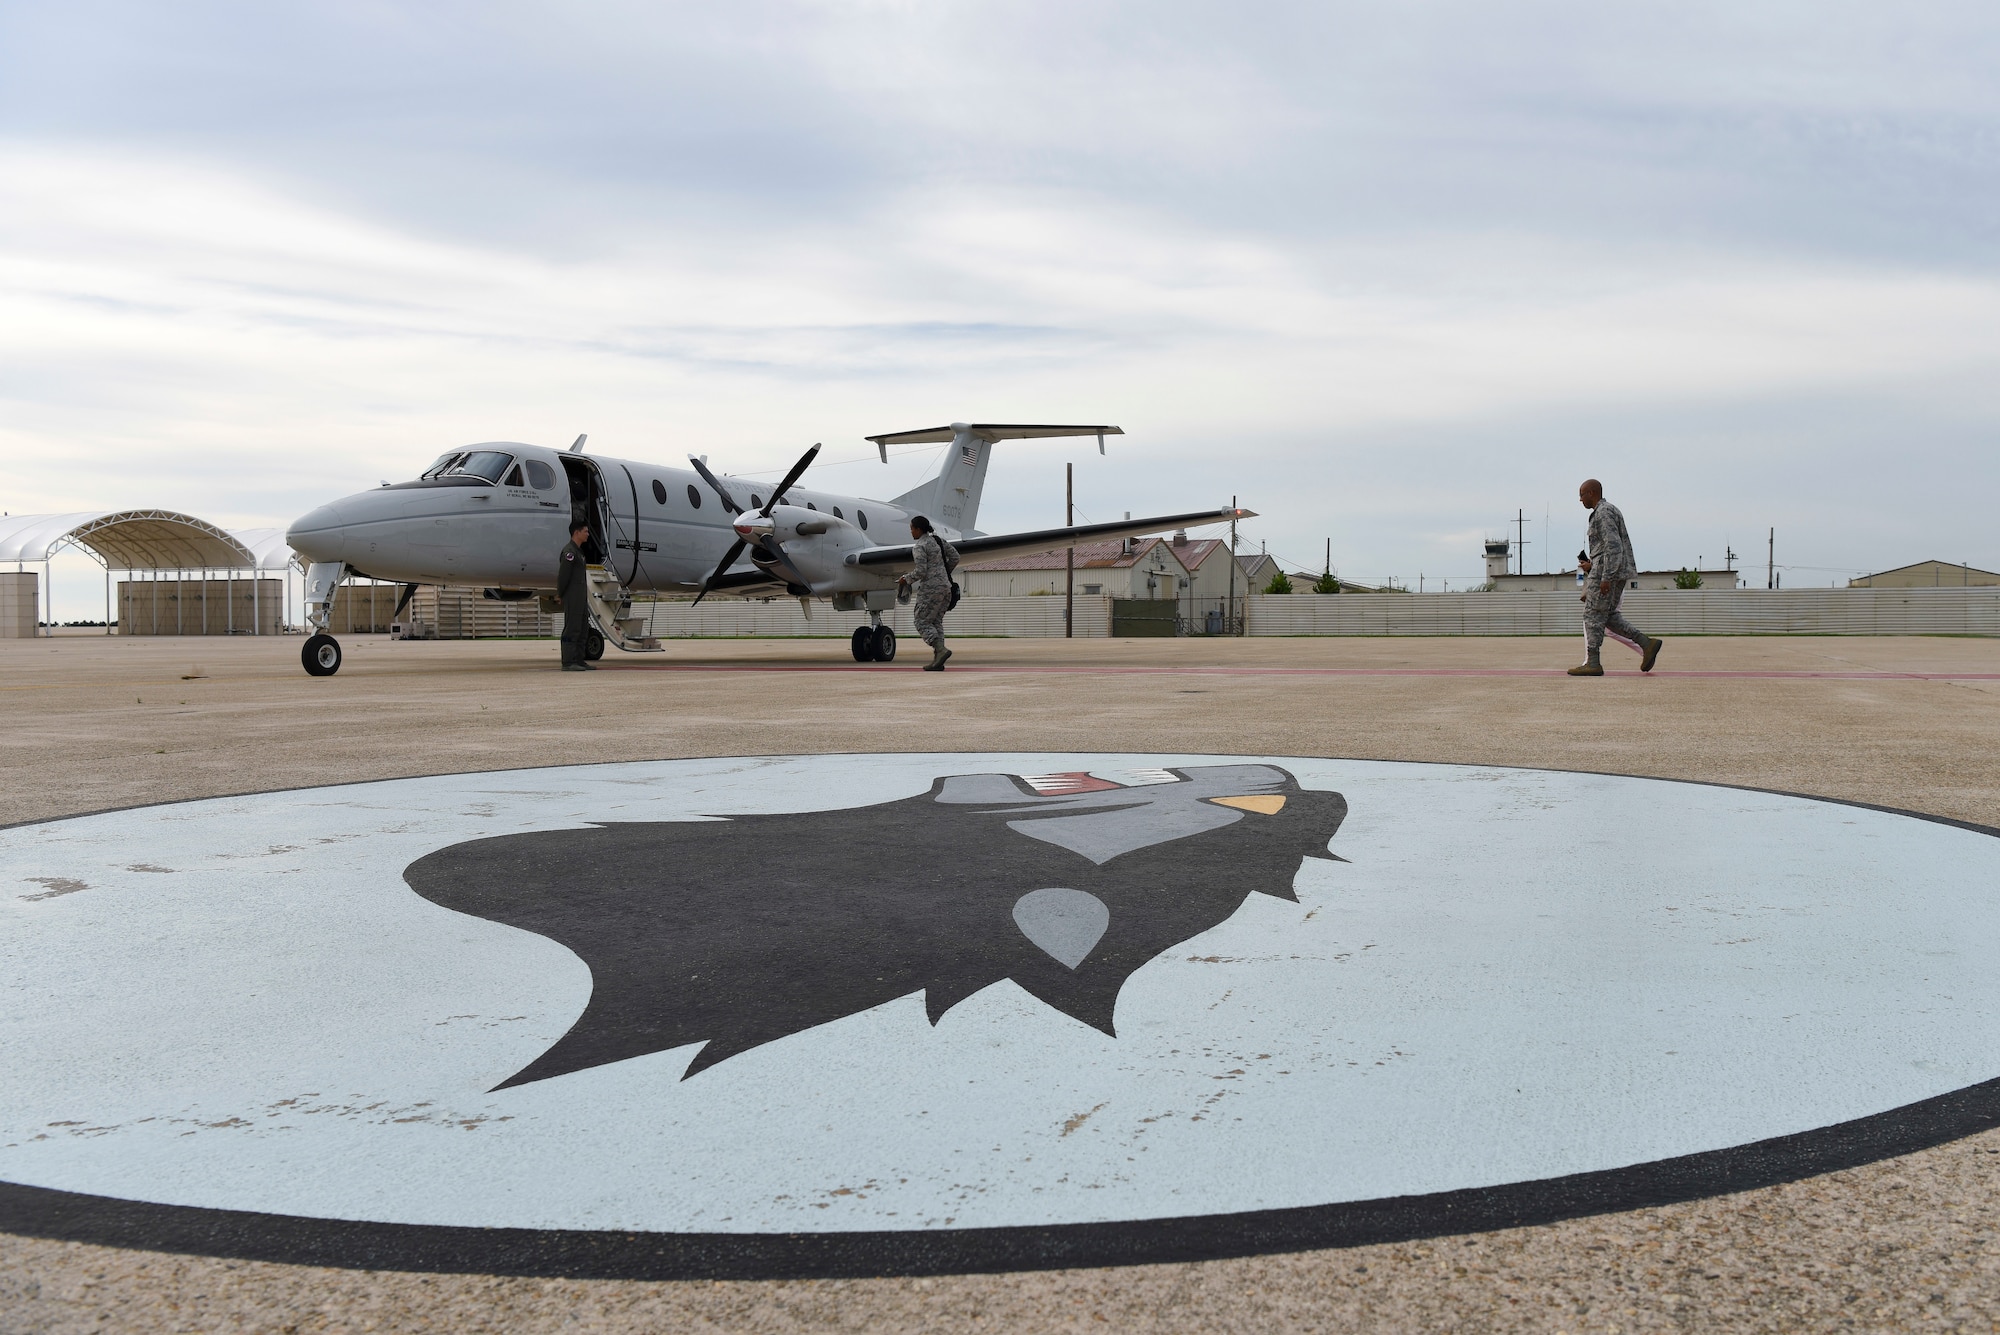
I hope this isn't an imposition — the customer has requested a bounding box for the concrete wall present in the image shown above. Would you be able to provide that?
[393,590,1115,640]
[1242,588,2000,636]
[0,571,37,638]
[318,583,2000,641]
[638,594,1113,639]
[117,578,282,635]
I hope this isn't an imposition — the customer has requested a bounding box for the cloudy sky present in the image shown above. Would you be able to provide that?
[4,0,1997,599]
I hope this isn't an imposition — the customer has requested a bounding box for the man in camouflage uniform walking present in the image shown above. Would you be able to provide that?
[1571,479,1664,676]
[898,514,959,671]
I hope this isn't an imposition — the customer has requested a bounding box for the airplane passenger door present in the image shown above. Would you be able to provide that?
[600,461,653,589]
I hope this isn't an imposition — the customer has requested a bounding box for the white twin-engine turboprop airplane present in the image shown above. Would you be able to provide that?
[284,422,1252,676]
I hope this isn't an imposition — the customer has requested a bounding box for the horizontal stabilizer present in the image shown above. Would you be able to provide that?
[845,507,1254,571]
[866,423,1125,447]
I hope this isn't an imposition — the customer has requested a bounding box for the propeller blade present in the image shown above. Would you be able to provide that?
[691,538,748,607]
[759,443,821,516]
[688,456,744,515]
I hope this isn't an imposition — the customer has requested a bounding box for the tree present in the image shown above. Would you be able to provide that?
[1265,570,1294,594]
[1672,568,1704,590]
[1313,564,1340,594]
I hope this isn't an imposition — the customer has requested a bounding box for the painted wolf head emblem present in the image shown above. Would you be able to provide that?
[404,764,1346,1087]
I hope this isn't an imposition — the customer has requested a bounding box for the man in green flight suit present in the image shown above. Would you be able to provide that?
[557,521,595,672]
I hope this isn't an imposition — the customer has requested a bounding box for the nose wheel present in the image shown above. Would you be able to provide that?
[302,633,343,677]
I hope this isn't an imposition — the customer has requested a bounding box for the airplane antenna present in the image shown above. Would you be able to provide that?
[569,434,588,454]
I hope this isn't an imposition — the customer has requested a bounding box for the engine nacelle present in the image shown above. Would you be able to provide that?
[760,505,896,594]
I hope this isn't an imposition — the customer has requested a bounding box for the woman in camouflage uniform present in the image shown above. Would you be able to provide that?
[898,515,959,671]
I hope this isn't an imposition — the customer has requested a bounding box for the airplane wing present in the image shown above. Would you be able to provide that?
[661,567,786,596]
[865,423,1126,447]
[843,507,1254,572]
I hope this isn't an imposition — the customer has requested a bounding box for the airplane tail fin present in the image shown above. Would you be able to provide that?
[868,422,1123,536]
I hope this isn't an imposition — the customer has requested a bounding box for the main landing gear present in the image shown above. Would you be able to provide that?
[850,621,896,662]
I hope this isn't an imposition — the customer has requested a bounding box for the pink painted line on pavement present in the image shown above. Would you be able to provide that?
[597,663,2000,680]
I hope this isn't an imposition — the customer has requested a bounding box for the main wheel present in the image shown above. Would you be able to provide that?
[871,625,897,662]
[301,633,342,677]
[585,628,606,661]
[850,626,874,662]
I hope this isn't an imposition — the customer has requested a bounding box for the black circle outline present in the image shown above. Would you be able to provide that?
[5,753,1999,1280]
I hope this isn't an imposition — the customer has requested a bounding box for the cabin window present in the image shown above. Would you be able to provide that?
[651,478,668,505]
[448,450,513,483]
[751,494,764,509]
[687,484,702,509]
[832,506,843,520]
[806,502,817,511]
[503,464,524,486]
[524,460,556,490]
[857,510,868,531]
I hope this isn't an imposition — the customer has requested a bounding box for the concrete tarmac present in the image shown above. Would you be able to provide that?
[4,631,2000,1333]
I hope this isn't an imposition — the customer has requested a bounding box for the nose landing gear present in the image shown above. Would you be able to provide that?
[299,560,348,677]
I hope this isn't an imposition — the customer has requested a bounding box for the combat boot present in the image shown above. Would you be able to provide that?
[1640,636,1665,672]
[923,643,951,672]
[1567,654,1603,677]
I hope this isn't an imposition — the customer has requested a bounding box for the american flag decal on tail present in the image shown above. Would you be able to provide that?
[960,441,979,466]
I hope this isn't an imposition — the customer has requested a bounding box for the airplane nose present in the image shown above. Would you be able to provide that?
[286,501,349,563]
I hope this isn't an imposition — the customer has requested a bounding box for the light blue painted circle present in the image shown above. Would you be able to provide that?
[3,754,1999,1233]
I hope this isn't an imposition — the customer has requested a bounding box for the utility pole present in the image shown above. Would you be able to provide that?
[1064,463,1074,639]
[1228,496,1239,635]
[1767,528,1774,590]
[1514,509,1531,575]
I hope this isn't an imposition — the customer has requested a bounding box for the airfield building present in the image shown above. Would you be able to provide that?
[1849,560,2000,588]
[958,536,1194,600]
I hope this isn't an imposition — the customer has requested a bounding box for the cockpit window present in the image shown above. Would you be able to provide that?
[421,451,464,480]
[504,464,524,487]
[446,451,514,483]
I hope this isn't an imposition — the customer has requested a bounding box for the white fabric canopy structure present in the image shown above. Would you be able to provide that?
[0,510,298,636]
[0,510,271,570]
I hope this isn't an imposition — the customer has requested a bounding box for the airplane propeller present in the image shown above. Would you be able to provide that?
[688,456,744,516]
[690,443,821,605]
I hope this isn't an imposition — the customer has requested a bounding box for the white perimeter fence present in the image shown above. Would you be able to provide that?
[638,595,1112,639]
[388,587,1999,640]
[632,588,1999,638]
[1240,588,2000,637]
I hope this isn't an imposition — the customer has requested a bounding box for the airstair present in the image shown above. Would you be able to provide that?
[584,563,662,652]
